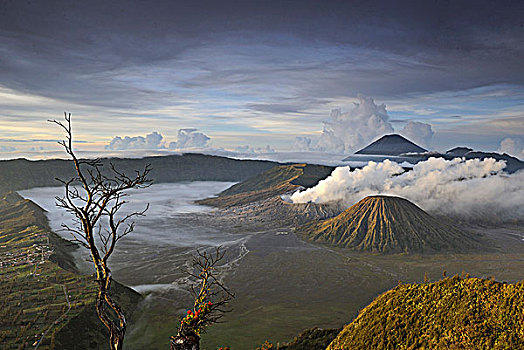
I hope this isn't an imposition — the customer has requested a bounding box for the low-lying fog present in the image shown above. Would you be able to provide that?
[19,182,247,289]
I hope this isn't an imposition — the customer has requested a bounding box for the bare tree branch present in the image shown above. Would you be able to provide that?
[50,113,151,350]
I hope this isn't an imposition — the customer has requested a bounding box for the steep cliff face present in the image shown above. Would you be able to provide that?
[298,195,479,253]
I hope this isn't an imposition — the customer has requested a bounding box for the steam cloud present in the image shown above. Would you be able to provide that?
[106,131,164,150]
[294,95,433,153]
[290,157,524,220]
[169,128,210,149]
[498,137,524,160]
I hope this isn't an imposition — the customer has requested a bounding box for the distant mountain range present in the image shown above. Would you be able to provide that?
[298,195,480,253]
[344,134,524,173]
[0,154,278,194]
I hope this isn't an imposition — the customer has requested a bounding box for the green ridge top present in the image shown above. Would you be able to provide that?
[327,276,524,350]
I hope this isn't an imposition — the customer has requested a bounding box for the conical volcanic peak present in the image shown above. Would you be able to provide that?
[355,134,427,156]
[298,195,478,253]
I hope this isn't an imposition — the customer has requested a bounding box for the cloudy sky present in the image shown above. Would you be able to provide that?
[1,0,523,159]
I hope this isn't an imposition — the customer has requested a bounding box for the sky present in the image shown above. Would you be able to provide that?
[1,0,523,160]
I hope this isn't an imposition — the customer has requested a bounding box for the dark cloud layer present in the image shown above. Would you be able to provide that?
[1,0,523,108]
[1,0,523,155]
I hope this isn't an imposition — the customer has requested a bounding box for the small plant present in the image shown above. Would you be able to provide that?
[170,247,234,350]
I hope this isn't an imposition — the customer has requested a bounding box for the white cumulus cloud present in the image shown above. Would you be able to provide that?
[105,131,165,150]
[168,128,210,149]
[294,95,434,153]
[498,137,524,160]
[400,121,434,147]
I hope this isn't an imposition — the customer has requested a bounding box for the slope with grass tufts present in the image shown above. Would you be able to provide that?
[298,195,479,253]
[327,276,524,350]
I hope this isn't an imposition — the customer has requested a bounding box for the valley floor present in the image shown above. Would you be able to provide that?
[124,209,524,349]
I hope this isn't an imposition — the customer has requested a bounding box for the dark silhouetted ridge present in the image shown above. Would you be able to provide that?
[355,134,427,156]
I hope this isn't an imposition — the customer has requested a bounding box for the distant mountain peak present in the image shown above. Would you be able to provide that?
[355,134,427,156]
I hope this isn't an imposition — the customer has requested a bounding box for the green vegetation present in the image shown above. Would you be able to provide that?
[279,327,341,350]
[0,192,140,349]
[328,276,524,350]
[298,195,480,253]
[0,192,96,348]
[253,327,341,350]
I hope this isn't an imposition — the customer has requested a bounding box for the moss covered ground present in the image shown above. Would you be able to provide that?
[328,276,524,350]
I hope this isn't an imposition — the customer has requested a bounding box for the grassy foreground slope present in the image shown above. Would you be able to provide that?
[0,192,140,349]
[327,276,524,350]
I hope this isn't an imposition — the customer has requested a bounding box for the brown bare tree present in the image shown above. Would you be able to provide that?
[171,247,235,350]
[50,113,151,350]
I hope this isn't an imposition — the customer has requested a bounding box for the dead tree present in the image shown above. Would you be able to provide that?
[170,247,235,350]
[50,113,151,350]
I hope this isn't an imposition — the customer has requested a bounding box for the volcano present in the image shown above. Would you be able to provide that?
[298,195,478,253]
[355,134,427,156]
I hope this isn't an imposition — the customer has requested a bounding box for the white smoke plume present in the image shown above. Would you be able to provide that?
[400,121,434,147]
[106,131,164,150]
[498,137,524,160]
[290,157,524,220]
[294,95,434,153]
[169,128,210,149]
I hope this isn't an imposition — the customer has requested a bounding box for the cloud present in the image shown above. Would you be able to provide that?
[169,129,210,149]
[234,144,275,154]
[0,146,16,152]
[291,95,394,154]
[105,131,164,150]
[293,136,313,151]
[293,95,434,153]
[318,95,394,153]
[400,121,434,147]
[498,137,524,160]
[290,157,524,221]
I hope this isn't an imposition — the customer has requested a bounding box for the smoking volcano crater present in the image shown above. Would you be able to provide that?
[297,195,481,254]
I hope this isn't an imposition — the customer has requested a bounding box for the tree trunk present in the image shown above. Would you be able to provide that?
[170,334,200,350]
[95,270,126,350]
[109,328,124,350]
